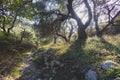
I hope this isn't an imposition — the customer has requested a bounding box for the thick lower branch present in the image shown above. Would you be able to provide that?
[100,11,120,34]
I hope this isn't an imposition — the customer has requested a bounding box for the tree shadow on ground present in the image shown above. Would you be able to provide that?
[18,38,104,80]
[54,39,87,80]
[54,39,103,80]
[18,39,88,80]
[98,37,120,80]
[100,37,120,54]
[18,36,120,80]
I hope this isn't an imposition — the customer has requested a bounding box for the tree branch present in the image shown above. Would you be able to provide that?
[100,10,120,34]
[84,0,92,29]
[67,0,84,26]
[7,1,31,33]
[56,33,68,42]
[68,21,74,41]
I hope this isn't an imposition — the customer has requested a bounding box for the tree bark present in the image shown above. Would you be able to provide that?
[68,27,73,41]
[67,0,86,40]
[57,33,68,42]
[7,13,17,33]
[93,1,100,37]
[53,36,57,44]
[84,0,92,29]
[68,21,74,42]
[95,19,101,37]
[2,16,7,32]
[67,0,92,40]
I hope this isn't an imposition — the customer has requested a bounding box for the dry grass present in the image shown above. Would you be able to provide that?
[35,34,120,80]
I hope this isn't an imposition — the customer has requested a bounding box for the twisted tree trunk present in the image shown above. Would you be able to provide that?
[67,0,92,40]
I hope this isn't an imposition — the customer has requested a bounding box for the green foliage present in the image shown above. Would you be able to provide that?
[20,30,32,39]
[101,68,120,79]
[0,0,36,33]
[0,31,35,54]
[34,16,62,39]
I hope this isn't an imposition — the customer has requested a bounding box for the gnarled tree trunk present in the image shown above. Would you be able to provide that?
[67,0,92,40]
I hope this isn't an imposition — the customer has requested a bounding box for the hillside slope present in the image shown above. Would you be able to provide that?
[0,31,35,80]
[19,34,120,80]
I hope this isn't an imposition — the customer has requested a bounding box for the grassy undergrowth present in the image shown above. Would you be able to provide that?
[0,31,36,80]
[34,34,120,80]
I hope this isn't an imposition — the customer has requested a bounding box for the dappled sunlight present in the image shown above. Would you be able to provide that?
[1,30,120,80]
[25,35,120,80]
[103,34,120,48]
[0,52,33,80]
[42,42,71,55]
[0,31,36,79]
[0,0,120,80]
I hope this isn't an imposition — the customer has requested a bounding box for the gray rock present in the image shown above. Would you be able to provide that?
[49,77,53,80]
[85,69,97,80]
[101,60,118,70]
[43,73,50,77]
[37,79,42,80]
[72,77,77,80]
[113,77,120,80]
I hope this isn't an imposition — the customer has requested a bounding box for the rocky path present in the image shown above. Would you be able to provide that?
[19,49,63,80]
[0,50,43,80]
[24,50,39,64]
[19,50,42,80]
